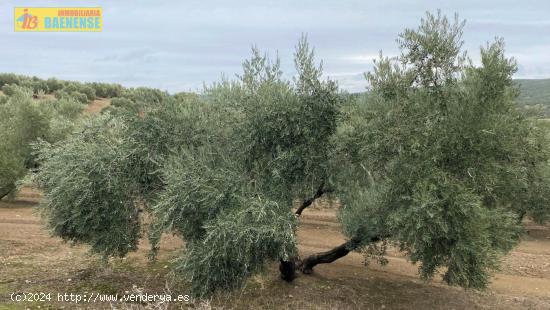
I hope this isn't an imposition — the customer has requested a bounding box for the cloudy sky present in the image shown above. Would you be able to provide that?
[1,0,549,93]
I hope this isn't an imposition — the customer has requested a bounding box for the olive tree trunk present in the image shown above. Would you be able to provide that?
[279,236,383,281]
[298,238,359,274]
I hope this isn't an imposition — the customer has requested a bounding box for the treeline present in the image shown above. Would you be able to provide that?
[514,79,550,117]
[0,73,201,107]
[350,79,550,118]
[0,73,122,103]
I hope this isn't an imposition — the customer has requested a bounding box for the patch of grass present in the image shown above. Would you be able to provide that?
[0,304,26,310]
[72,281,118,295]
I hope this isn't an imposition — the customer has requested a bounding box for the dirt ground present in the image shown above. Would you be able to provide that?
[83,98,111,114]
[1,190,550,310]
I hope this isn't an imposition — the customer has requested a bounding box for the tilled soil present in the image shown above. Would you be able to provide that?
[1,191,550,309]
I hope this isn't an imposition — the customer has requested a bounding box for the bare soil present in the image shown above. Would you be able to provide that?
[1,191,550,309]
[84,98,111,114]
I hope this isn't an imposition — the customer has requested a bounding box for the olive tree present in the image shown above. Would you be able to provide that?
[331,11,550,288]
[0,87,83,199]
[35,13,550,297]
[151,38,341,295]
[36,36,340,296]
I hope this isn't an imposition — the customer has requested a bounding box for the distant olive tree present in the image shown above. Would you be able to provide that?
[35,12,550,297]
[0,87,83,199]
[88,82,123,98]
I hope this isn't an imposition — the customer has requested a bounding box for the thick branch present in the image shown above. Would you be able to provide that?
[295,182,332,216]
[299,238,358,274]
[299,235,382,274]
[278,234,385,281]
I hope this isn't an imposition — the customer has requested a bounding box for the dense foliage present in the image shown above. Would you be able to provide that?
[35,115,141,257]
[0,75,171,199]
[0,86,84,199]
[32,12,550,297]
[335,13,550,288]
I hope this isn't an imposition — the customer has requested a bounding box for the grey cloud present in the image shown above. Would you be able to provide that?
[94,49,158,63]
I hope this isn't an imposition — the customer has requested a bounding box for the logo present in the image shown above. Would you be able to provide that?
[14,7,102,32]
[16,8,38,29]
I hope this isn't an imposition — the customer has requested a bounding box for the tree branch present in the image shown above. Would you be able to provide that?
[299,235,382,274]
[295,182,332,216]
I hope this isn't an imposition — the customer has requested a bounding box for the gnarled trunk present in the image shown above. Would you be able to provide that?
[299,238,359,274]
[281,183,379,281]
[278,236,382,281]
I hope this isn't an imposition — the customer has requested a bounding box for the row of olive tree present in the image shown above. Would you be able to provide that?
[0,86,85,199]
[0,73,124,99]
[35,12,550,297]
[0,77,184,201]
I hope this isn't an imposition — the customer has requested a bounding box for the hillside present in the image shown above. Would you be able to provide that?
[516,79,550,105]
[515,79,550,115]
